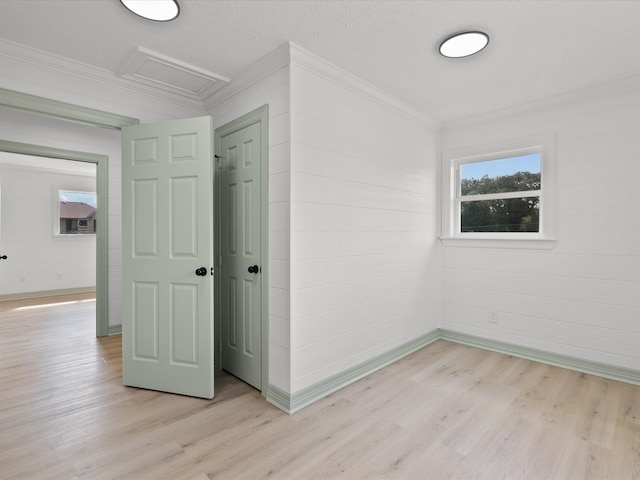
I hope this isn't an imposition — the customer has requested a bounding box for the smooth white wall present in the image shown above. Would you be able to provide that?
[289,47,440,392]
[440,79,640,371]
[0,160,96,295]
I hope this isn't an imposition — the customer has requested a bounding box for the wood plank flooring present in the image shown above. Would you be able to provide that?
[1,293,639,479]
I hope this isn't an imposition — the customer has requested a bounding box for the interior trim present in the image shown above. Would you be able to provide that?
[289,42,440,127]
[265,384,291,414]
[439,329,640,387]
[0,287,96,302]
[267,328,640,415]
[439,237,556,250]
[0,38,203,110]
[204,43,290,110]
[0,87,138,129]
[0,139,110,336]
[214,104,270,396]
[268,330,441,414]
[0,88,139,337]
[441,73,640,131]
[108,325,123,336]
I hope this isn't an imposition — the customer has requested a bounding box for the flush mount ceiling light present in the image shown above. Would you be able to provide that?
[120,0,180,22]
[439,31,489,58]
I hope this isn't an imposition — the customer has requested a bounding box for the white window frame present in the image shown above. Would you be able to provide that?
[440,134,555,249]
[55,189,97,236]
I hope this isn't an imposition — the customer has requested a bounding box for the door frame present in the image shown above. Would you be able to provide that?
[214,105,269,394]
[0,87,139,336]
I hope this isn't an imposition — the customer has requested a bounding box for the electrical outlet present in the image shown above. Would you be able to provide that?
[56,273,63,280]
[18,275,26,284]
[489,311,499,324]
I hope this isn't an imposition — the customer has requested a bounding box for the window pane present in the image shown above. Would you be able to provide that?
[59,190,97,235]
[461,196,540,232]
[460,154,541,196]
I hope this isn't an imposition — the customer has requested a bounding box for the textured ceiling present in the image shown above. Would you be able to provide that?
[0,0,639,123]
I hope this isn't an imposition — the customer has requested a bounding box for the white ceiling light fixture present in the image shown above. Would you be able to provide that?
[439,31,489,58]
[120,0,180,22]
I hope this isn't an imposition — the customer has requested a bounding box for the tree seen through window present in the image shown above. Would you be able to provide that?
[459,154,541,233]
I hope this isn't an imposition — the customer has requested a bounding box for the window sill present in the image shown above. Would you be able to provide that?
[439,237,556,250]
[54,233,96,237]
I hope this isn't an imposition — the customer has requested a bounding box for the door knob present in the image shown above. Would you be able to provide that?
[0,255,6,260]
[195,267,207,276]
[248,265,259,274]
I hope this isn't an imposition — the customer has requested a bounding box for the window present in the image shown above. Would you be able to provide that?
[441,136,555,248]
[459,153,541,233]
[56,190,97,235]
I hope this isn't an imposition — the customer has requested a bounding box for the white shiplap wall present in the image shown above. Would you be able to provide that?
[440,79,640,371]
[2,39,440,400]
[206,45,292,392]
[289,47,440,392]
[205,43,442,395]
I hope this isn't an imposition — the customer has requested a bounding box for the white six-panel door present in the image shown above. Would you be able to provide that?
[122,116,215,399]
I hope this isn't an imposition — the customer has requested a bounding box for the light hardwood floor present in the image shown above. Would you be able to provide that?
[1,294,639,479]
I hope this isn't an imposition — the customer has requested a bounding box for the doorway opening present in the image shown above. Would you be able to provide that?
[0,143,108,336]
[0,87,139,337]
[0,154,97,315]
[214,105,269,394]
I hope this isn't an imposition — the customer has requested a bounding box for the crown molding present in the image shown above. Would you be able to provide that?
[0,38,207,111]
[0,36,443,129]
[288,42,440,129]
[203,41,441,130]
[442,73,640,132]
[202,42,292,111]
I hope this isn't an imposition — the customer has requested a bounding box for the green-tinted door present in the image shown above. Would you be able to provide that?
[219,121,262,390]
[122,116,215,399]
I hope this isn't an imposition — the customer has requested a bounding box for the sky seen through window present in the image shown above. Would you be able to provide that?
[59,191,97,208]
[461,153,541,181]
